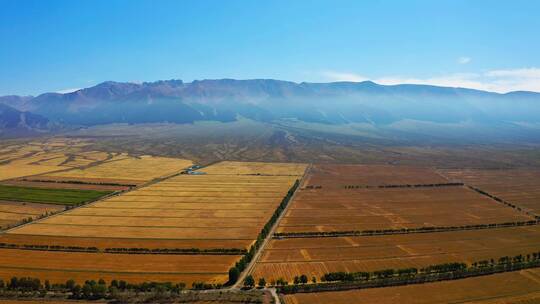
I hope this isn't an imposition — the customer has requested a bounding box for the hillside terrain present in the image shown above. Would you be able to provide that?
[1,79,540,144]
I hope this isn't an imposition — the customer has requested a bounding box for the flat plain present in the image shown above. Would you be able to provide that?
[279,164,531,233]
[0,160,306,285]
[282,268,540,304]
[440,169,540,215]
[253,226,540,283]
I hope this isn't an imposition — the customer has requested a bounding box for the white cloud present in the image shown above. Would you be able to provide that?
[457,57,471,64]
[485,67,540,78]
[319,68,540,93]
[56,87,81,94]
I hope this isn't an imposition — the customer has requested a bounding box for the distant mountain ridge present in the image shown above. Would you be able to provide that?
[0,103,50,137]
[1,79,539,127]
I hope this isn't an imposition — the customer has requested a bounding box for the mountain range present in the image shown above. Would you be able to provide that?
[1,79,539,141]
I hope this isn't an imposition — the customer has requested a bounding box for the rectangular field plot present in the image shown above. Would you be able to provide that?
[0,184,112,205]
[39,155,193,184]
[279,186,531,233]
[253,226,540,283]
[304,164,448,188]
[441,169,540,215]
[5,170,302,250]
[282,268,540,304]
[0,201,64,230]
[199,161,307,176]
[0,248,238,285]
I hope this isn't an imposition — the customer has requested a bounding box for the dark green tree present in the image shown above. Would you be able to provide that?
[244,275,255,288]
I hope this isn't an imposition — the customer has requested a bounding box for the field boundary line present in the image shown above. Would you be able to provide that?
[466,185,539,219]
[273,220,539,239]
[231,163,312,289]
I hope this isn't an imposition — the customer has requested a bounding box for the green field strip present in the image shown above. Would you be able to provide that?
[0,185,112,205]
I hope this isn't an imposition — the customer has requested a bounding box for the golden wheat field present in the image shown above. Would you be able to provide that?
[4,162,304,250]
[0,248,238,285]
[253,226,540,283]
[0,138,111,181]
[0,201,64,229]
[282,268,540,304]
[0,161,305,285]
[41,155,193,183]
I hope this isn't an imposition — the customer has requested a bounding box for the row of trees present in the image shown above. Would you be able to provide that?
[467,185,539,219]
[344,182,464,189]
[273,251,540,294]
[274,220,539,238]
[21,178,136,188]
[0,277,190,300]
[227,179,300,285]
[0,242,245,255]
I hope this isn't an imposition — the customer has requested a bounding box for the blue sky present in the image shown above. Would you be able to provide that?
[1,0,539,95]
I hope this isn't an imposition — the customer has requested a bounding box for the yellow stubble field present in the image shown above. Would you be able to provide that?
[282,268,540,304]
[253,225,540,283]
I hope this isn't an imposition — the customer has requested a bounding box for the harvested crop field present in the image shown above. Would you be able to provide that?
[303,164,448,188]
[0,248,238,285]
[282,268,540,304]
[41,155,193,183]
[279,186,531,233]
[0,184,112,205]
[253,225,540,283]
[441,169,540,215]
[199,161,307,176]
[6,163,304,250]
[0,234,252,250]
[0,138,113,181]
[0,201,64,230]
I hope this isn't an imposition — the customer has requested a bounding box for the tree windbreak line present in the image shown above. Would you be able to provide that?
[467,185,540,219]
[343,182,464,189]
[272,251,540,294]
[274,220,540,238]
[227,179,300,285]
[0,242,246,255]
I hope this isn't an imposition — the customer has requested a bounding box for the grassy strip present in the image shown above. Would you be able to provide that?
[275,251,540,294]
[274,220,539,238]
[0,185,112,205]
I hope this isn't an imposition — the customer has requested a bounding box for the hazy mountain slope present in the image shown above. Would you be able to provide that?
[1,79,539,138]
[0,103,50,136]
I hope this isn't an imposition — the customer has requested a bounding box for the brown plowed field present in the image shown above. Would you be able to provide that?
[303,164,448,188]
[199,161,306,176]
[253,226,540,283]
[279,186,531,233]
[0,248,238,285]
[282,268,540,304]
[440,169,540,215]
